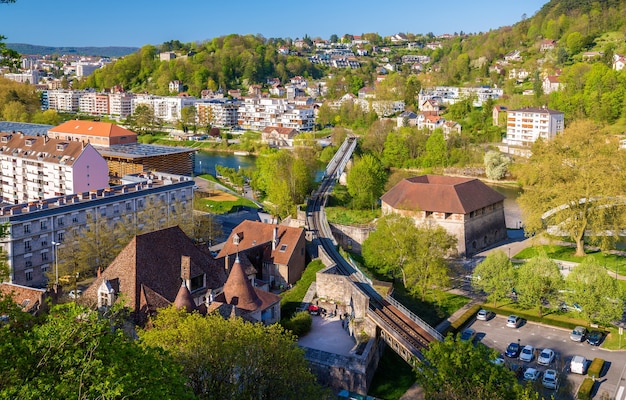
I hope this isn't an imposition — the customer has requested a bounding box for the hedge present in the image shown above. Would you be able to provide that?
[577,378,595,400]
[447,304,482,335]
[480,304,592,331]
[588,358,605,379]
[280,311,312,337]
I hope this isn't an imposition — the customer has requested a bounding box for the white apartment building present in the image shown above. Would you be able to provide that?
[0,132,109,204]
[419,86,504,108]
[3,70,40,84]
[132,94,197,122]
[78,92,110,115]
[237,97,314,131]
[0,172,194,288]
[195,99,240,128]
[47,89,84,112]
[109,93,133,118]
[503,107,564,147]
[75,62,102,78]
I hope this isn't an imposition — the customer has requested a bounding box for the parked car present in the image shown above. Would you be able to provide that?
[538,348,555,366]
[506,315,522,328]
[519,345,534,362]
[542,369,559,389]
[491,355,505,366]
[476,309,494,321]
[587,330,604,346]
[570,326,588,342]
[460,328,476,342]
[523,367,541,381]
[570,355,587,374]
[505,342,521,358]
[68,289,82,299]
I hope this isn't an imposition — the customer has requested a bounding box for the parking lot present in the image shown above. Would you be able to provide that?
[468,314,626,399]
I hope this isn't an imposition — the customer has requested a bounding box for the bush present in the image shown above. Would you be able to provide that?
[280,311,312,337]
[588,357,605,379]
[577,377,595,400]
[447,304,481,335]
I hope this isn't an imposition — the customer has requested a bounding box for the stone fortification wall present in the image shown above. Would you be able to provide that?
[329,223,374,254]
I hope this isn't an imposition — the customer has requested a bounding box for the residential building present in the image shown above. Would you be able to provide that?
[169,80,183,93]
[542,75,562,94]
[0,132,109,204]
[217,220,307,288]
[540,39,556,52]
[237,97,314,132]
[75,62,101,78]
[47,90,84,112]
[381,175,506,256]
[492,105,508,127]
[3,70,40,84]
[261,126,297,147]
[132,94,197,123]
[0,282,47,315]
[78,92,110,115]
[503,107,565,147]
[613,54,626,71]
[108,92,133,118]
[82,225,227,324]
[195,98,240,128]
[0,171,194,288]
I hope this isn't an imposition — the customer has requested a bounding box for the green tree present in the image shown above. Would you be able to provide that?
[565,258,625,325]
[415,334,520,400]
[2,100,28,121]
[515,255,563,318]
[472,250,516,307]
[180,105,197,133]
[362,215,457,299]
[126,103,161,134]
[346,154,387,210]
[139,307,328,400]
[192,212,223,246]
[517,120,626,256]
[0,303,193,400]
[421,130,448,168]
[484,150,510,180]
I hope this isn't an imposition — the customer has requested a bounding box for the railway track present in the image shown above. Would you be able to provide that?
[308,137,437,361]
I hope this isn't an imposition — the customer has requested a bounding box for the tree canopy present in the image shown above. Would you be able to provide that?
[516,120,626,256]
[472,250,516,307]
[139,307,328,400]
[362,214,457,299]
[515,255,563,318]
[346,153,387,209]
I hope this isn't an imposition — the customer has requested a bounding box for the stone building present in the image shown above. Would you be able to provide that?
[380,175,506,256]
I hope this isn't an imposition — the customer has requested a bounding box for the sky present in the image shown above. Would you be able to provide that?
[1,0,548,48]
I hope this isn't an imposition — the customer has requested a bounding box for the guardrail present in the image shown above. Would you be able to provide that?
[385,295,444,341]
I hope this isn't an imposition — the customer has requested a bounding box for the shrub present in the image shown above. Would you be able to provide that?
[577,378,595,400]
[588,357,605,379]
[447,304,481,335]
[280,311,312,337]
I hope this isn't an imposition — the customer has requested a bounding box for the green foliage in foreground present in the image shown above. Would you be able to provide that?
[515,244,626,274]
[193,196,258,214]
[368,347,416,400]
[280,311,312,337]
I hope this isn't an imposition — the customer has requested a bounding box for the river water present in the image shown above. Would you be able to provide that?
[194,150,256,175]
[486,183,523,230]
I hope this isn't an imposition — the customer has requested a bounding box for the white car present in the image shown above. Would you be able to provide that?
[476,309,494,321]
[519,345,534,362]
[542,369,559,389]
[538,348,555,365]
[523,367,541,381]
[506,315,521,328]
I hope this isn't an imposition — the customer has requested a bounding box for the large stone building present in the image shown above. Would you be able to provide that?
[0,132,109,204]
[380,175,506,256]
[0,172,194,288]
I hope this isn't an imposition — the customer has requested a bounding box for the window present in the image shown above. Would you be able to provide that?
[57,217,64,227]
[24,240,31,252]
[41,240,47,247]
[100,207,106,217]
[25,260,32,268]
[40,220,47,230]
[41,264,49,273]
[113,204,119,214]
[190,274,205,292]
[125,202,132,211]
[57,232,64,242]
[72,215,78,223]
[279,244,288,252]
[42,252,48,261]
[25,270,32,281]
[23,223,30,234]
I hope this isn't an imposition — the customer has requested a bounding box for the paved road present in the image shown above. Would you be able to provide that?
[468,315,626,399]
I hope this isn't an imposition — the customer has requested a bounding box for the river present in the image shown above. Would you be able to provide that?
[486,182,523,230]
[194,150,256,175]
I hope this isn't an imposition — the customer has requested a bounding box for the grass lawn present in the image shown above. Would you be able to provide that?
[514,244,626,274]
[280,259,327,318]
[194,196,258,214]
[325,185,380,225]
[368,347,416,400]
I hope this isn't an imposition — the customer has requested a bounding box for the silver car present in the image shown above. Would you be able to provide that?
[542,369,559,389]
[570,326,587,342]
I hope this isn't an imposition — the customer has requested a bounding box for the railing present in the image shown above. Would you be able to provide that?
[385,295,444,341]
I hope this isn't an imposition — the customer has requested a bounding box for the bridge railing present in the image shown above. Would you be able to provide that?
[385,295,444,341]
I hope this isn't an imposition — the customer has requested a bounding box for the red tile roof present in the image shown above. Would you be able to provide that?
[222,256,262,311]
[381,175,505,214]
[49,120,137,138]
[0,283,46,313]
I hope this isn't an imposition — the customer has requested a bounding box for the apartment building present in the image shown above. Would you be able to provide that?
[0,172,194,288]
[3,70,40,84]
[109,92,133,118]
[0,132,109,204]
[503,107,564,147]
[237,97,314,131]
[47,90,84,112]
[132,94,197,123]
[418,86,504,108]
[78,92,110,115]
[195,98,240,128]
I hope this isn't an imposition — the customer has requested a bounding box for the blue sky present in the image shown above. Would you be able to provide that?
[1,0,548,47]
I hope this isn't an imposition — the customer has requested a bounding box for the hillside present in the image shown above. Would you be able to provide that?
[6,43,139,58]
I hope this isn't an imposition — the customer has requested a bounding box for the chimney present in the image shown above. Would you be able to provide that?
[181,255,191,281]
[272,225,279,251]
[97,266,101,278]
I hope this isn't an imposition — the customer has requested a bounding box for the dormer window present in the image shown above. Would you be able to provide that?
[25,138,35,146]
[232,233,241,245]
[56,143,68,151]
[97,280,115,308]
[1,135,11,143]
[190,274,205,292]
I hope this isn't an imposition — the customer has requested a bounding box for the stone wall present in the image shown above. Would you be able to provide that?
[330,223,374,254]
[304,337,385,395]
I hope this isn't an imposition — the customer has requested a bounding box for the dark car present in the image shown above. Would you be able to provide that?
[505,342,521,358]
[587,330,604,346]
[460,328,476,342]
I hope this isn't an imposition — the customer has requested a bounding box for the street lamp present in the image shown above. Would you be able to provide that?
[51,241,60,286]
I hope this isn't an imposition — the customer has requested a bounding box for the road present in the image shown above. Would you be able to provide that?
[468,315,626,399]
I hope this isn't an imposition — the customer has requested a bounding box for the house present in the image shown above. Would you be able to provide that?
[207,254,281,325]
[380,175,507,256]
[504,50,522,63]
[397,111,418,127]
[0,283,47,315]
[169,80,183,93]
[420,99,440,113]
[81,226,227,324]
[492,105,507,126]
[540,39,556,52]
[614,54,626,71]
[217,220,307,288]
[261,126,298,148]
[542,75,562,94]
[442,120,462,137]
